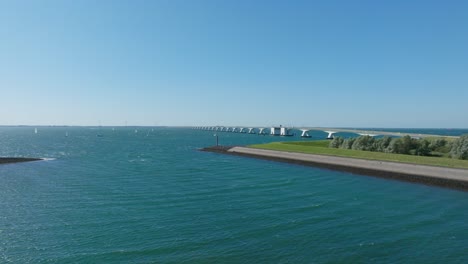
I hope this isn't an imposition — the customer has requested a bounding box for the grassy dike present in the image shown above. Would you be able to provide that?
[249,141,468,170]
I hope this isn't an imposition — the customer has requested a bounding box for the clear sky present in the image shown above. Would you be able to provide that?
[1,0,467,128]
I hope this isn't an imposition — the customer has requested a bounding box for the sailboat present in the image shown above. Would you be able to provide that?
[97,121,103,137]
[34,128,38,134]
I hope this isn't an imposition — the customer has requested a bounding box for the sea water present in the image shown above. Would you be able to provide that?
[1,127,468,263]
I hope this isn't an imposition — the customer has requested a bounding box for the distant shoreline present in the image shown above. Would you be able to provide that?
[201,146,468,191]
[0,157,43,165]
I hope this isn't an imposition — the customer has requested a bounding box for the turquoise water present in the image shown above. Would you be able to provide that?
[1,127,468,263]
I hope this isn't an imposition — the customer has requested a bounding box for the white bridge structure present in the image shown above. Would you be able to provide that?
[325,131,337,139]
[195,126,341,139]
[270,126,294,136]
[193,126,458,139]
[299,129,311,138]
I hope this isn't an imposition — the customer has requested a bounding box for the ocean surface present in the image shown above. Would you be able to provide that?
[1,127,468,263]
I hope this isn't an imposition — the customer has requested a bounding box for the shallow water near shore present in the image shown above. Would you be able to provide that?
[1,127,468,263]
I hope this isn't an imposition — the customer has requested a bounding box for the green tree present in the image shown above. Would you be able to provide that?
[449,135,468,160]
[385,138,401,153]
[398,135,415,154]
[415,139,431,156]
[351,136,375,151]
[429,138,447,151]
[329,137,344,148]
[373,136,392,152]
[340,138,356,149]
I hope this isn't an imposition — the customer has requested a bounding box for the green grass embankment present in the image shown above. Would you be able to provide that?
[249,141,468,169]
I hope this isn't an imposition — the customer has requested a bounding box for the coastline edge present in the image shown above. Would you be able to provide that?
[201,146,468,191]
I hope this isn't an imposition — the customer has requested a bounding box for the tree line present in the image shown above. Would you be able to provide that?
[329,135,468,160]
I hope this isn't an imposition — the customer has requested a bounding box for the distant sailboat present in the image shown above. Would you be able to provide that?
[97,121,103,137]
[34,128,38,134]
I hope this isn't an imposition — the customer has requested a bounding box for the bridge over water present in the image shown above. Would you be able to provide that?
[194,126,458,139]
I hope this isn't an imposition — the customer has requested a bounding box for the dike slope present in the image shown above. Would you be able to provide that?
[202,146,468,191]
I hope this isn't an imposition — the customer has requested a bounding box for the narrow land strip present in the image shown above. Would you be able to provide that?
[304,127,460,139]
[201,146,468,191]
[0,158,43,164]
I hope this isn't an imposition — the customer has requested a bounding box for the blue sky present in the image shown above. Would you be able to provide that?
[0,0,467,128]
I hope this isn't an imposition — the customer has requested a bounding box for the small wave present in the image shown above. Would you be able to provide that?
[42,158,56,161]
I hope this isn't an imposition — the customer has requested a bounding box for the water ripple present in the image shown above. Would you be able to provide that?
[1,127,468,263]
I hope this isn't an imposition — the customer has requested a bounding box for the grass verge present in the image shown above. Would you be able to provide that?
[249,141,468,169]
